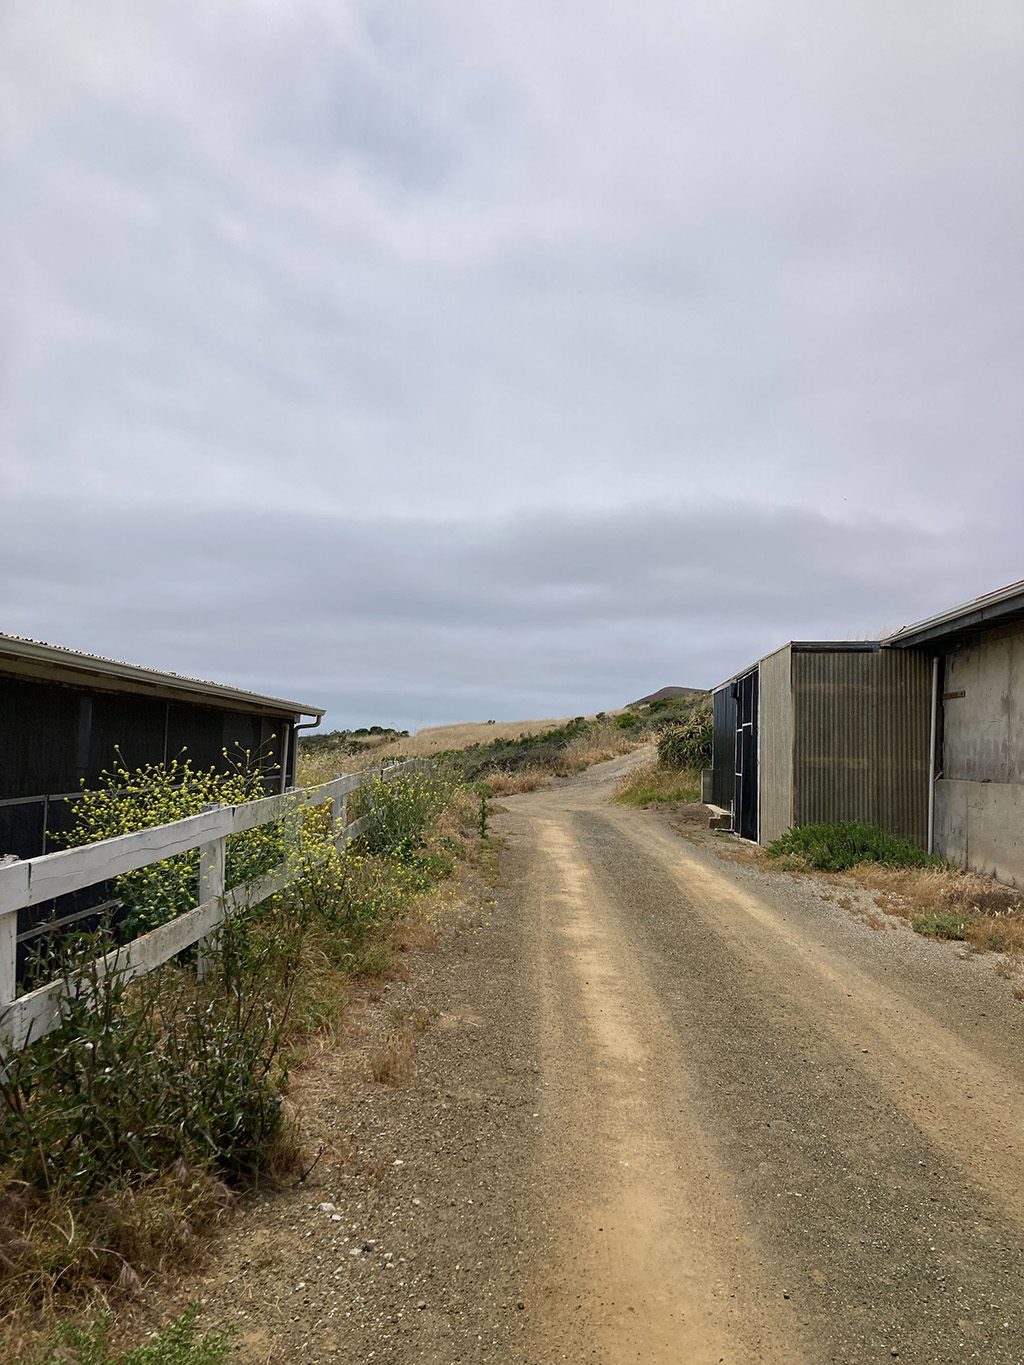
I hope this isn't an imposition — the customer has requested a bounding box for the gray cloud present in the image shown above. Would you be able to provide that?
[0,1,1021,726]
[0,497,998,727]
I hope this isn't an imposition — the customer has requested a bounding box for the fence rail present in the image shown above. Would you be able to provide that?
[0,759,423,1052]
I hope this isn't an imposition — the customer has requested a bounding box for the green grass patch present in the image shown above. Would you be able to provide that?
[43,1303,233,1365]
[912,912,973,940]
[766,821,942,872]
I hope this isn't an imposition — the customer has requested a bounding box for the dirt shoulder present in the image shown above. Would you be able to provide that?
[134,845,541,1365]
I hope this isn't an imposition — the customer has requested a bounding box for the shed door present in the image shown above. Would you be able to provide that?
[733,668,759,841]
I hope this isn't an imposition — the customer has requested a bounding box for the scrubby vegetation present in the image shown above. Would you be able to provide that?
[621,691,709,735]
[297,693,710,789]
[0,759,473,1352]
[837,861,1024,957]
[657,701,713,771]
[297,717,578,783]
[613,761,702,807]
[444,697,710,791]
[300,726,408,758]
[765,820,1024,964]
[766,821,942,873]
[42,1303,234,1365]
[58,750,285,939]
[452,717,613,784]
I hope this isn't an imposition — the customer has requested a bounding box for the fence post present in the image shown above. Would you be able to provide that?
[331,775,348,848]
[196,806,226,982]
[0,856,19,1009]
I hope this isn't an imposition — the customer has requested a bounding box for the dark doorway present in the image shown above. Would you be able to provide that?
[733,668,759,841]
[711,686,737,811]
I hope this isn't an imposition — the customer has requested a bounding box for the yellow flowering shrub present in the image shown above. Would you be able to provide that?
[61,749,285,936]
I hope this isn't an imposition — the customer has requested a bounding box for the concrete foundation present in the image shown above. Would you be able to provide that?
[934,778,1024,889]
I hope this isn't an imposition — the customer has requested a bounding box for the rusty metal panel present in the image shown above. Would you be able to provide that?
[791,649,929,845]
[757,645,793,843]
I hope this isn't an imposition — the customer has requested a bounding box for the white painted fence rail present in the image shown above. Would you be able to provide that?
[0,759,425,1052]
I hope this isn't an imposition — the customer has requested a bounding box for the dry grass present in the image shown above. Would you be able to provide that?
[390,1002,434,1033]
[0,1163,235,1351]
[612,760,702,807]
[834,864,1024,957]
[298,716,592,783]
[483,766,554,796]
[392,910,439,954]
[369,1028,416,1085]
[557,720,640,772]
[469,723,641,792]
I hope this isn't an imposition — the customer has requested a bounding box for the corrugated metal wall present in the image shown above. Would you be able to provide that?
[875,651,931,843]
[757,645,793,843]
[791,650,930,845]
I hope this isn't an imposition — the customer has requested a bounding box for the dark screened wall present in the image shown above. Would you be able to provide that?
[0,673,294,857]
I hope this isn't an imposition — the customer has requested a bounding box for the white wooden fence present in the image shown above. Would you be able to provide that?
[0,760,424,1053]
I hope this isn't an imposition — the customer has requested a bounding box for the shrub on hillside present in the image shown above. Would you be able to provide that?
[766,821,941,872]
[658,703,713,770]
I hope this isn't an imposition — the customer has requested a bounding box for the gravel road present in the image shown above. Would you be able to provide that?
[182,752,1024,1364]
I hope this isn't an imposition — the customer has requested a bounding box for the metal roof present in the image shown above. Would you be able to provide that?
[0,632,324,718]
[711,640,879,692]
[885,580,1024,651]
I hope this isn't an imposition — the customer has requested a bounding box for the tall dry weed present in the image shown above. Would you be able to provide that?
[556,720,641,774]
[484,766,554,795]
[369,1029,416,1085]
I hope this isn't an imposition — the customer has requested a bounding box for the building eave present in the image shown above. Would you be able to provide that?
[0,634,324,720]
[711,640,879,692]
[885,581,1024,652]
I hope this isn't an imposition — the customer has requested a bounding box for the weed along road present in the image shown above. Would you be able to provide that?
[493,754,1024,1364]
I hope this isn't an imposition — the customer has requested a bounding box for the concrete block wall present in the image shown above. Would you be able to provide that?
[934,620,1024,887]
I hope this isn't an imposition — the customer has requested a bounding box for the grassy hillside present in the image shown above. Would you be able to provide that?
[297,715,595,785]
[297,692,709,790]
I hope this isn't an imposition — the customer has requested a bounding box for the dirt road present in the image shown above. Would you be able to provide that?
[508,755,1024,1365]
[187,753,1024,1364]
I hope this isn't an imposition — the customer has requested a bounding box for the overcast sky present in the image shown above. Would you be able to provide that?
[1,1,1022,729]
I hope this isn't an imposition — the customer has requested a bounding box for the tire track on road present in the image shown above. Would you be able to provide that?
[523,812,806,1365]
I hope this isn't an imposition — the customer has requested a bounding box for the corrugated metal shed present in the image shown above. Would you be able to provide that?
[711,643,931,847]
